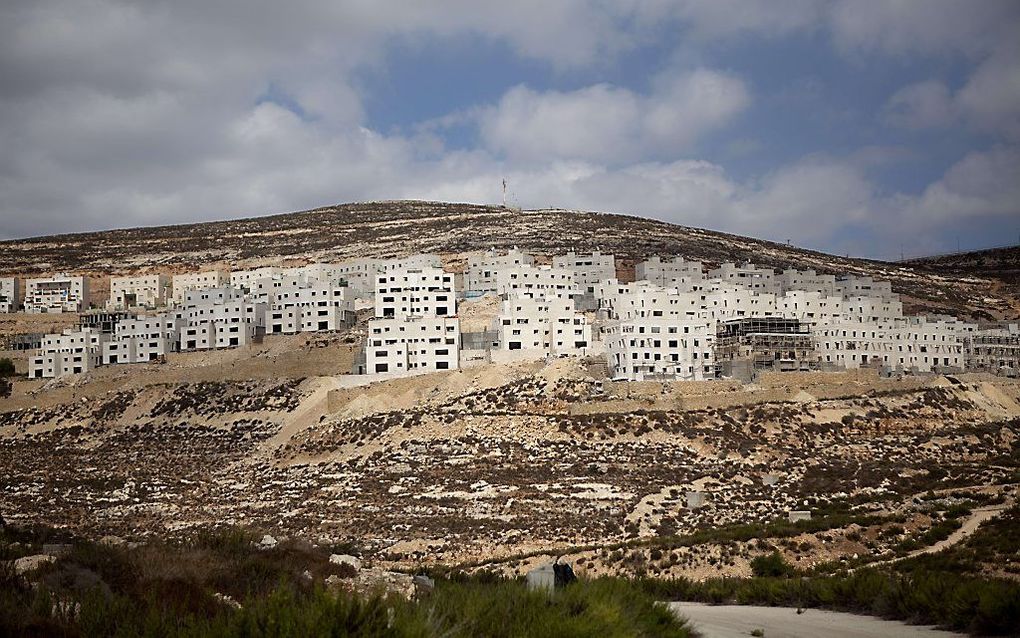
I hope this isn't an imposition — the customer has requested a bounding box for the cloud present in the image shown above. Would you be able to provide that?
[478,69,750,164]
[883,81,957,130]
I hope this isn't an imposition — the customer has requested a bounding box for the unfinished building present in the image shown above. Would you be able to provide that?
[25,274,89,313]
[966,323,1020,377]
[715,317,817,380]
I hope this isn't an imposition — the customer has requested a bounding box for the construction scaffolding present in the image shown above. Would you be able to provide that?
[715,317,817,380]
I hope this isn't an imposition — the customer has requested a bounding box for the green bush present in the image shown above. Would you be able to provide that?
[750,552,795,578]
[0,357,15,377]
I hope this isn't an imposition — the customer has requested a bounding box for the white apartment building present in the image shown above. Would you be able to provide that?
[835,275,895,300]
[102,315,186,364]
[0,277,18,313]
[635,256,705,292]
[701,284,779,323]
[178,294,267,350]
[184,286,246,306]
[553,251,616,293]
[777,269,837,296]
[25,274,89,313]
[814,317,969,373]
[378,254,443,273]
[597,281,704,322]
[778,291,844,326]
[496,293,592,356]
[108,274,170,310]
[708,263,780,294]
[28,328,108,378]
[230,267,286,291]
[842,295,904,323]
[365,316,460,374]
[172,270,229,304]
[604,318,715,381]
[496,265,578,299]
[257,279,355,334]
[466,248,534,295]
[375,267,456,318]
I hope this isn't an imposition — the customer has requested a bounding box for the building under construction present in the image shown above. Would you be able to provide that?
[715,317,817,381]
[966,323,1020,377]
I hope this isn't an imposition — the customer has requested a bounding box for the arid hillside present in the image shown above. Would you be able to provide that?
[0,200,1015,320]
[2,352,1018,578]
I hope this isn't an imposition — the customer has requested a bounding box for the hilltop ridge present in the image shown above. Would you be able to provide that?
[0,200,1016,320]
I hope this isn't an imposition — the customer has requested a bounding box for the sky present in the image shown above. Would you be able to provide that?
[0,1,1018,259]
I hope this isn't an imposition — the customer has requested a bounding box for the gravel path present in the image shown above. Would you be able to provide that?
[669,603,963,638]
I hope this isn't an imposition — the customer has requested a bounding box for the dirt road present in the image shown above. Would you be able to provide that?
[669,603,962,637]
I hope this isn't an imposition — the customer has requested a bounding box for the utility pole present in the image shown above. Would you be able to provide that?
[502,178,507,208]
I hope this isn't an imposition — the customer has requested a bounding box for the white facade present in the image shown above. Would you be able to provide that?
[778,291,844,326]
[842,295,904,324]
[635,256,705,292]
[553,251,616,293]
[108,274,170,310]
[260,280,354,334]
[777,269,837,296]
[835,275,896,301]
[496,293,592,356]
[0,277,18,313]
[466,248,534,295]
[25,274,89,313]
[374,267,456,318]
[365,316,460,374]
[28,328,108,378]
[102,315,185,364]
[708,263,779,294]
[604,318,715,381]
[172,270,229,304]
[814,317,970,372]
[230,267,286,291]
[497,265,578,298]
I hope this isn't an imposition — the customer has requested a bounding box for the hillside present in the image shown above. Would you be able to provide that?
[0,200,1015,320]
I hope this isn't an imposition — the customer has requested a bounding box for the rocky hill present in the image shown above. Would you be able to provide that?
[0,200,1015,320]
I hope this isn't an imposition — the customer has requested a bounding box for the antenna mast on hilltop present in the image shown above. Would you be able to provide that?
[502,178,507,208]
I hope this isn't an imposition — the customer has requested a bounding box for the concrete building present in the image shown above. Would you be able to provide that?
[178,291,266,350]
[496,293,591,356]
[28,328,108,378]
[0,277,18,313]
[230,267,286,291]
[778,291,844,327]
[604,317,715,381]
[365,316,460,374]
[966,323,1020,376]
[102,315,186,364]
[715,317,817,379]
[635,256,705,291]
[553,251,616,293]
[80,311,137,334]
[497,265,578,299]
[374,267,456,318]
[708,263,779,294]
[108,274,170,310]
[259,280,355,334]
[814,316,969,373]
[172,270,229,304]
[835,275,895,301]
[466,248,534,295]
[842,296,904,324]
[25,274,89,313]
[777,269,837,296]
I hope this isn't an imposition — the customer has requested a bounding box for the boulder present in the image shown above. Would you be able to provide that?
[329,553,362,569]
[258,534,278,548]
[14,554,56,575]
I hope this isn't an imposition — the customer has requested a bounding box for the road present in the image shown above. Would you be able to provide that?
[669,603,963,638]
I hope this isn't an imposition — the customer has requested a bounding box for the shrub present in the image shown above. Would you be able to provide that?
[0,358,15,377]
[750,552,795,578]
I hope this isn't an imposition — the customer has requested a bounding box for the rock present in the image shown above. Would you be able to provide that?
[214,592,242,609]
[329,553,362,569]
[99,535,126,546]
[302,570,313,581]
[412,574,435,598]
[258,534,278,548]
[14,554,56,575]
